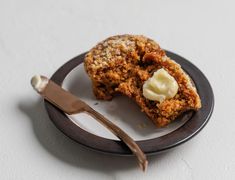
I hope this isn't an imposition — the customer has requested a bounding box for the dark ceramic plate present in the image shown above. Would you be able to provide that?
[45,50,214,155]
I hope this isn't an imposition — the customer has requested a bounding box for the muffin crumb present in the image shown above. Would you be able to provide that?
[84,34,201,127]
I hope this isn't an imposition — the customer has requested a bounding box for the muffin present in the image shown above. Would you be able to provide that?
[84,35,201,127]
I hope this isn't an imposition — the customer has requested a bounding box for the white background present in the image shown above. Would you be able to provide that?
[0,0,235,179]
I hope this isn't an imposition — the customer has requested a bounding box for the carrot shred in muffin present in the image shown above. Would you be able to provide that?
[84,35,201,127]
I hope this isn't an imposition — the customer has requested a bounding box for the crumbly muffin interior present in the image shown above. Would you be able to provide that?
[84,35,201,127]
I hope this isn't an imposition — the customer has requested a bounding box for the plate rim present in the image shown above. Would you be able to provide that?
[44,50,214,155]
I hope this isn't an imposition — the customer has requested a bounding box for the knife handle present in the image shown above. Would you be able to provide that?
[84,106,148,171]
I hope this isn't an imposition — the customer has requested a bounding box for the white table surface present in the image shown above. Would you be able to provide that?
[1,0,235,179]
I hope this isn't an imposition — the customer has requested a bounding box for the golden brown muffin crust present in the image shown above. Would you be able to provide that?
[84,35,201,127]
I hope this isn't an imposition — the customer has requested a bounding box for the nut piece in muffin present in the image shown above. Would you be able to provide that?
[84,35,201,127]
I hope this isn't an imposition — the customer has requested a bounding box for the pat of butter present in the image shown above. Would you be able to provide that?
[143,68,179,102]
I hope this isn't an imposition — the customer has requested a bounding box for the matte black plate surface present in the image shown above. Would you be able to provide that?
[45,51,214,155]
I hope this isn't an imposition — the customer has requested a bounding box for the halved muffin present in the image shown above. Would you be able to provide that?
[84,35,201,127]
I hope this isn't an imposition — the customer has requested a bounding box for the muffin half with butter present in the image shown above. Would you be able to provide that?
[84,35,201,127]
